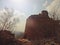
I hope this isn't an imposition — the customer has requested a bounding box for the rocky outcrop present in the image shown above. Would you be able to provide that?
[23,10,60,45]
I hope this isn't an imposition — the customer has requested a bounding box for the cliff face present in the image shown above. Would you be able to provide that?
[24,13,60,41]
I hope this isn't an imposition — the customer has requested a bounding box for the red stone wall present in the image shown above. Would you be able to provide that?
[24,14,60,41]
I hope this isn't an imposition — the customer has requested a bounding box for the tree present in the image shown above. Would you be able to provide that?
[0,8,20,32]
[47,2,60,20]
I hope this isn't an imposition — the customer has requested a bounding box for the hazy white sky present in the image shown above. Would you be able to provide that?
[0,0,53,17]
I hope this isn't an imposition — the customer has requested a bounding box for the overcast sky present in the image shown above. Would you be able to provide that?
[0,0,53,17]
